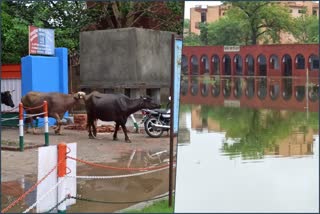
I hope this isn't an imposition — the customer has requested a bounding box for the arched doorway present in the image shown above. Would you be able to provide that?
[200,55,209,75]
[223,55,231,75]
[191,55,199,75]
[211,55,220,75]
[182,55,188,75]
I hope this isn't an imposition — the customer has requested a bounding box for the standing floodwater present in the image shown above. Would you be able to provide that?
[175,76,319,213]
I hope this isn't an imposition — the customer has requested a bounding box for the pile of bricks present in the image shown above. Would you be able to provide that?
[64,114,87,130]
[64,114,122,133]
[74,114,87,126]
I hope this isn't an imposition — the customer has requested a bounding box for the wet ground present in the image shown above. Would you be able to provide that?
[1,124,176,213]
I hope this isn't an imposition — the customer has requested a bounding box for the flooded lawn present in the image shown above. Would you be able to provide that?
[175,76,319,213]
[1,149,172,213]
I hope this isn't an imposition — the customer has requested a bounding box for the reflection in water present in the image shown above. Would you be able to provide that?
[1,150,170,213]
[175,76,319,212]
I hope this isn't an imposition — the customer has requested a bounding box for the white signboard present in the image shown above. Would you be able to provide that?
[224,46,240,52]
[36,143,77,213]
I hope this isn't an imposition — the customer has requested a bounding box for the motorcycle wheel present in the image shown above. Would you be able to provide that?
[145,117,164,138]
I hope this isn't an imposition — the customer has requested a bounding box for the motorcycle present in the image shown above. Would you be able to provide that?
[143,97,171,138]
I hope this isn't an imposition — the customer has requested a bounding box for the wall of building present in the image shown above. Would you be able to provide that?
[182,44,319,77]
[80,28,173,103]
[1,64,21,112]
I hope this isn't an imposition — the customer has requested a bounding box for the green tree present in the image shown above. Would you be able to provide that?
[1,2,29,63]
[184,19,190,30]
[291,13,319,43]
[206,16,248,45]
[216,1,293,45]
[183,33,202,46]
[1,1,98,63]
[199,23,208,45]
[1,1,184,64]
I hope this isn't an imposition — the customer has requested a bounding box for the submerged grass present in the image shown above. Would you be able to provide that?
[125,198,174,213]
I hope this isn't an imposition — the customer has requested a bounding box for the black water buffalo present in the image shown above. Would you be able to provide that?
[1,90,15,108]
[21,91,86,134]
[84,91,161,143]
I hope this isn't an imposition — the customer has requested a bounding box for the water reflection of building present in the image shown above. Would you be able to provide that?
[265,128,314,156]
[191,106,221,132]
[178,111,191,144]
[189,105,316,157]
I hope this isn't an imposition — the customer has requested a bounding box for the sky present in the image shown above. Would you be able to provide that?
[184,1,222,19]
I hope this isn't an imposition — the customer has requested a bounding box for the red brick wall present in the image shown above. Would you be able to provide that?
[182,44,319,77]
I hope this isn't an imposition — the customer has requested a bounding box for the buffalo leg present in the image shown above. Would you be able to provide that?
[24,117,32,134]
[120,123,131,143]
[113,123,120,141]
[92,119,97,137]
[53,113,62,135]
[87,117,94,139]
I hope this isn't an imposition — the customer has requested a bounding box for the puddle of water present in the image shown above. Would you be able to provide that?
[1,149,172,213]
[175,101,319,212]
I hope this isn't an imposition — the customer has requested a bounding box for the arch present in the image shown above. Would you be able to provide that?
[180,79,188,96]
[245,55,255,76]
[182,55,188,75]
[295,54,305,69]
[245,77,255,99]
[223,54,231,75]
[257,78,267,100]
[295,86,305,102]
[309,84,319,102]
[257,54,267,76]
[234,54,243,75]
[269,54,279,70]
[270,83,280,100]
[282,78,292,100]
[201,83,210,96]
[190,55,199,75]
[200,55,210,75]
[223,78,231,98]
[190,77,199,96]
[233,77,242,98]
[211,78,220,97]
[282,54,292,76]
[211,55,220,75]
[309,54,319,71]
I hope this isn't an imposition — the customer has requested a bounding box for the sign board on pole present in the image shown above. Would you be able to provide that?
[173,39,182,134]
[29,26,55,56]
[37,143,77,213]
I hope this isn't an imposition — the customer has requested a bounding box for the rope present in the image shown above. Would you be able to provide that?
[66,166,169,180]
[42,196,69,213]
[69,193,168,205]
[24,112,46,118]
[1,116,19,122]
[1,163,60,213]
[22,177,66,213]
[23,104,45,110]
[67,156,170,171]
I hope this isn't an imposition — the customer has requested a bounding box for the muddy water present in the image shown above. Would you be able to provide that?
[1,149,172,213]
[175,106,319,213]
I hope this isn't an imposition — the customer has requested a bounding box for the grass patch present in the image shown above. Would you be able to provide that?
[125,198,174,213]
